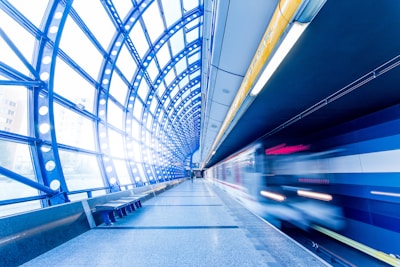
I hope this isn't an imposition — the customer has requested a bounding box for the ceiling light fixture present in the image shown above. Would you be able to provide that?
[250,22,307,96]
[250,0,326,96]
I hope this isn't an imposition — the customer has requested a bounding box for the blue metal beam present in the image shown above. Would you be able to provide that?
[0,166,57,195]
[0,80,43,87]
[0,195,47,206]
[0,62,38,84]
[0,130,40,144]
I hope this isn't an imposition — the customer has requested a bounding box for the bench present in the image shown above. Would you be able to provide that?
[94,195,147,225]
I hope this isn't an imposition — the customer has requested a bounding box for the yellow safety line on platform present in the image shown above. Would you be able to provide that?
[313,225,400,266]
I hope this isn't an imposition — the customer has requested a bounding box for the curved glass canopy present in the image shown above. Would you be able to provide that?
[0,0,203,216]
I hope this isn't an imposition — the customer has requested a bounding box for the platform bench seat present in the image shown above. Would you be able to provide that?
[94,195,146,225]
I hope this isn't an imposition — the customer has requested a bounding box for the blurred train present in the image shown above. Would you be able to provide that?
[205,104,400,257]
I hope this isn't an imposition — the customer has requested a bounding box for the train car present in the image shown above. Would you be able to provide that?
[308,104,400,256]
[206,141,345,231]
[206,104,400,257]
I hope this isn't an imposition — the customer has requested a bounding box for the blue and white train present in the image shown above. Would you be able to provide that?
[205,104,400,257]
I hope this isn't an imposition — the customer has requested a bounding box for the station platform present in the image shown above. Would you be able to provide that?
[22,179,329,266]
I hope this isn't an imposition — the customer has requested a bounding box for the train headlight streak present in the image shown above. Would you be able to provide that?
[260,190,286,202]
[371,191,400,198]
[297,190,332,201]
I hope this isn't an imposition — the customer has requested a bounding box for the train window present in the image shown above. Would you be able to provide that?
[243,157,256,173]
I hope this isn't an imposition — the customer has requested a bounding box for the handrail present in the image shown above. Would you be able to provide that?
[0,195,47,206]
[0,181,160,206]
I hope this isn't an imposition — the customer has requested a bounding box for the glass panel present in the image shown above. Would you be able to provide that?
[158,111,164,123]
[169,29,184,57]
[188,52,199,65]
[108,129,125,158]
[54,58,95,112]
[53,103,96,151]
[0,9,36,76]
[167,108,173,121]
[181,89,190,100]
[131,119,140,140]
[59,150,104,191]
[136,163,148,184]
[164,96,171,107]
[175,57,187,74]
[113,0,132,21]
[73,0,115,49]
[144,165,155,182]
[8,0,49,28]
[133,99,143,120]
[0,200,41,218]
[164,70,175,86]
[68,192,90,202]
[91,190,107,197]
[0,85,28,135]
[170,86,180,99]
[147,59,159,82]
[186,28,199,43]
[137,81,149,101]
[130,23,148,59]
[174,99,181,109]
[179,76,189,89]
[107,100,124,130]
[186,18,200,31]
[191,84,200,92]
[183,99,191,108]
[0,140,37,195]
[113,159,132,185]
[131,140,142,162]
[161,0,182,27]
[150,98,158,114]
[190,69,200,79]
[109,72,128,105]
[156,44,171,69]
[143,129,150,144]
[183,0,199,11]
[59,16,103,79]
[156,83,166,98]
[116,44,138,81]
[143,2,164,43]
[146,115,153,131]
[0,140,41,214]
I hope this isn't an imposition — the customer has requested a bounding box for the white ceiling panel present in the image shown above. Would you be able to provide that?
[212,69,243,106]
[208,102,229,123]
[218,0,279,74]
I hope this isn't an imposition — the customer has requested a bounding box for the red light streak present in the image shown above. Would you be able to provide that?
[265,143,310,155]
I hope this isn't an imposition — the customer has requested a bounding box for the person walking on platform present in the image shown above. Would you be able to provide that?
[190,171,194,183]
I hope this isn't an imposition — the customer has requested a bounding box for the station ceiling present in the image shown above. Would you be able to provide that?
[201,0,400,167]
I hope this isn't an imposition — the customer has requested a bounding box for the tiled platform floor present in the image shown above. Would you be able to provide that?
[22,179,329,266]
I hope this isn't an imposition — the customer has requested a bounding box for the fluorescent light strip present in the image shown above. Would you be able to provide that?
[250,22,308,96]
[297,190,332,201]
